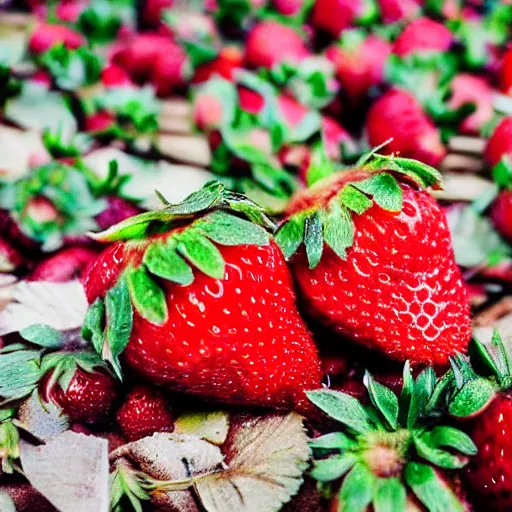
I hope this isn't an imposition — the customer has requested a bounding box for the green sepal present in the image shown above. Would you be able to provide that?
[492,156,512,189]
[77,0,122,44]
[337,463,375,512]
[310,453,358,482]
[424,426,477,457]
[306,389,373,434]
[354,173,403,212]
[339,185,373,214]
[0,346,42,402]
[143,240,194,286]
[309,432,356,452]
[405,462,465,512]
[176,230,225,279]
[304,211,324,269]
[413,435,469,470]
[0,420,20,474]
[82,298,106,355]
[275,214,306,260]
[110,462,151,512]
[374,477,406,512]
[126,266,168,325]
[448,378,497,418]
[322,201,354,261]
[364,372,399,431]
[407,367,436,429]
[19,325,63,349]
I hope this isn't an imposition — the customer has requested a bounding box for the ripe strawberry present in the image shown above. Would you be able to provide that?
[448,333,512,511]
[244,21,310,69]
[485,117,512,168]
[116,385,174,441]
[192,45,243,83]
[95,197,142,231]
[29,246,99,282]
[326,31,391,101]
[142,0,174,27]
[39,353,116,424]
[31,69,52,88]
[271,0,305,15]
[366,89,446,167]
[490,189,512,242]
[377,0,421,23]
[83,182,322,412]
[150,45,191,97]
[277,152,471,366]
[101,64,132,88]
[308,365,476,511]
[500,47,512,95]
[393,17,454,58]
[29,23,85,55]
[311,0,378,37]
[85,111,116,132]
[448,73,493,135]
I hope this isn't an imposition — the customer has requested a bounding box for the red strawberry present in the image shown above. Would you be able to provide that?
[311,0,377,37]
[464,394,512,511]
[28,23,85,55]
[83,183,322,412]
[326,31,391,101]
[366,88,446,167]
[448,73,493,136]
[193,92,223,131]
[40,364,116,424]
[29,246,99,282]
[271,0,305,15]
[142,0,174,27]
[278,155,471,366]
[500,47,512,96]
[85,111,116,132]
[245,21,310,69]
[377,0,421,23]
[485,117,512,167]
[101,64,132,88]
[31,69,52,88]
[95,197,142,231]
[116,385,174,441]
[490,190,512,242]
[192,45,243,83]
[150,45,191,97]
[393,17,453,57]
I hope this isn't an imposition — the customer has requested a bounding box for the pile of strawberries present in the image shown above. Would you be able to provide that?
[1,0,512,511]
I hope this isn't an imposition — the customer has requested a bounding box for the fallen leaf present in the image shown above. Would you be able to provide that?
[195,412,310,512]
[20,431,109,512]
[17,390,69,442]
[174,411,230,445]
[0,280,88,335]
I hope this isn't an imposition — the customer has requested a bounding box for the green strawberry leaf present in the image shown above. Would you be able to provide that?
[176,230,225,279]
[143,240,194,286]
[374,477,406,512]
[364,372,399,431]
[304,211,324,269]
[448,378,497,418]
[310,453,358,482]
[104,277,133,379]
[306,389,373,434]
[19,325,63,349]
[0,346,42,402]
[198,210,270,246]
[354,173,403,212]
[322,202,354,260]
[82,298,106,355]
[275,215,306,260]
[338,463,375,512]
[127,266,168,325]
[413,435,469,469]
[426,426,477,456]
[309,432,356,452]
[405,462,464,512]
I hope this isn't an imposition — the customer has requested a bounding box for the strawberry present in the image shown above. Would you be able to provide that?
[393,17,454,58]
[0,237,22,273]
[308,365,476,511]
[82,182,322,412]
[28,23,85,55]
[116,385,174,441]
[28,246,99,282]
[95,196,142,231]
[277,152,471,366]
[192,45,243,83]
[485,117,512,168]
[311,0,378,38]
[271,0,305,15]
[326,30,391,101]
[85,111,116,132]
[39,352,116,424]
[500,47,512,95]
[448,73,493,135]
[101,64,132,88]
[31,69,52,88]
[490,190,512,242]
[377,0,421,23]
[142,0,174,27]
[244,21,310,69]
[150,45,191,97]
[448,333,512,511]
[365,89,446,167]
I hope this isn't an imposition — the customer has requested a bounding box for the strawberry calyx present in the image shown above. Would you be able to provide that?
[276,151,442,269]
[76,0,122,45]
[492,155,512,190]
[0,161,107,252]
[83,181,273,378]
[447,331,512,418]
[0,408,21,474]
[308,363,476,511]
